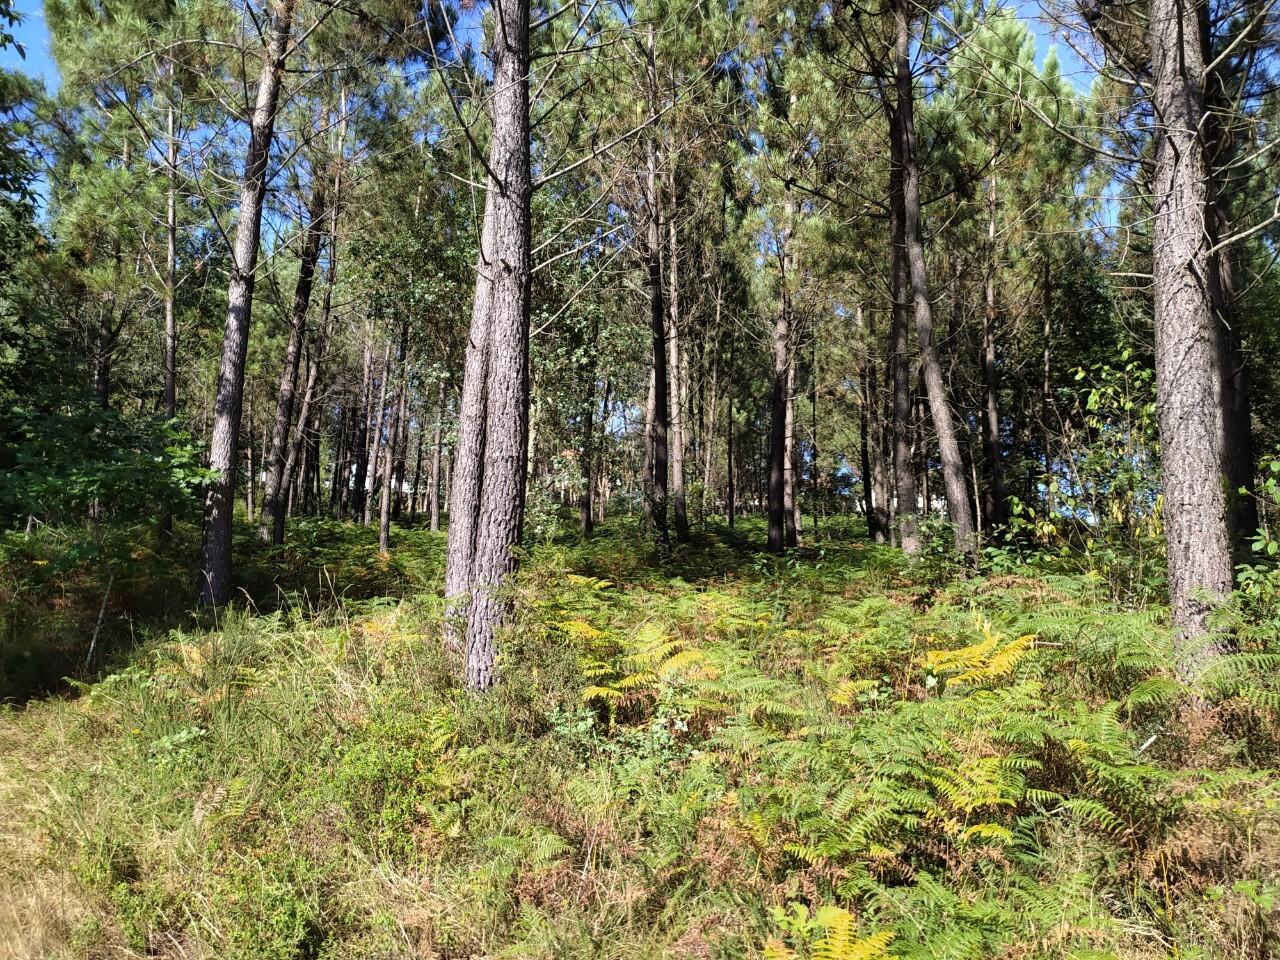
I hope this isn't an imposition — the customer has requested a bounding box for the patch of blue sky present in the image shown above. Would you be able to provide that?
[3,0,58,91]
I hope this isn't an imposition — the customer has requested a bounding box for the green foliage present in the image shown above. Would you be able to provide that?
[3,522,1279,958]
[0,405,212,527]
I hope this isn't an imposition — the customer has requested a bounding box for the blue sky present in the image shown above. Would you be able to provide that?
[3,0,58,90]
[3,0,1091,105]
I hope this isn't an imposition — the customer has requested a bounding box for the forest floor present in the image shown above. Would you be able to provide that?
[2,517,1279,959]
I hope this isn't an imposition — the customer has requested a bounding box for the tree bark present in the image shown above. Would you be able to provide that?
[429,382,443,531]
[443,0,532,690]
[349,332,373,519]
[643,120,669,542]
[767,201,798,553]
[261,186,326,544]
[1148,0,1233,657]
[283,344,320,521]
[580,378,595,536]
[784,351,799,548]
[981,174,1008,530]
[667,184,689,542]
[888,129,919,553]
[199,0,296,606]
[893,0,974,555]
[725,392,735,528]
[363,341,393,526]
[163,81,178,422]
[379,323,408,555]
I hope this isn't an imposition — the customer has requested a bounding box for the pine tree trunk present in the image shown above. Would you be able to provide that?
[351,332,374,520]
[888,138,919,553]
[159,81,179,538]
[245,397,256,523]
[443,0,532,689]
[644,130,669,542]
[380,324,408,555]
[363,341,392,526]
[667,189,689,542]
[768,197,800,552]
[981,174,1008,530]
[1148,0,1233,658]
[261,186,326,544]
[429,382,443,531]
[331,401,349,516]
[163,85,178,423]
[784,352,799,548]
[580,380,595,536]
[199,0,296,606]
[283,346,320,523]
[726,392,735,527]
[893,0,974,555]
[866,310,891,543]
[410,422,424,524]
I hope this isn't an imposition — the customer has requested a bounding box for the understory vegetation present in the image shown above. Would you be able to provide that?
[4,518,1278,959]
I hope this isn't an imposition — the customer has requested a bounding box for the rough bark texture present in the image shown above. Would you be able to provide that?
[726,392,735,527]
[667,202,689,542]
[199,0,295,606]
[767,292,790,552]
[163,88,178,422]
[442,0,532,690]
[865,310,891,543]
[893,0,974,555]
[767,201,798,554]
[1148,0,1234,661]
[429,383,443,531]
[644,137,669,543]
[784,353,799,548]
[580,377,595,536]
[888,130,919,554]
[379,325,408,555]
[981,175,1008,530]
[283,346,320,519]
[363,342,393,526]
[261,187,326,544]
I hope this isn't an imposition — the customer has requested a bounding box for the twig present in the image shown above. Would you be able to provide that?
[85,572,115,670]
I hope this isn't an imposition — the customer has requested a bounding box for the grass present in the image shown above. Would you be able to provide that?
[1,516,1278,958]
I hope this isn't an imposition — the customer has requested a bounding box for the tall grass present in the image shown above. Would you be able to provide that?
[1,519,1277,958]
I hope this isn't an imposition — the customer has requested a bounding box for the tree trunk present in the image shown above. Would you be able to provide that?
[350,333,374,519]
[888,131,919,553]
[667,186,689,542]
[410,420,424,524]
[199,0,296,606]
[866,312,891,543]
[766,216,794,554]
[981,174,1008,530]
[893,0,974,555]
[331,400,349,516]
[261,186,326,544]
[163,83,178,423]
[726,392,735,527]
[283,345,320,522]
[429,382,443,531]
[860,379,874,526]
[1148,0,1233,658]
[643,124,669,542]
[442,0,532,690]
[379,324,408,555]
[245,395,256,523]
[784,352,799,548]
[363,341,393,526]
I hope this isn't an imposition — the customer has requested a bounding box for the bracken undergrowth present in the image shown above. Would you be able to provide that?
[1,517,1278,959]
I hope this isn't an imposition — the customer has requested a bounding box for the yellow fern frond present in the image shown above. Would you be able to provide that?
[559,618,605,640]
[582,685,625,702]
[811,907,895,960]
